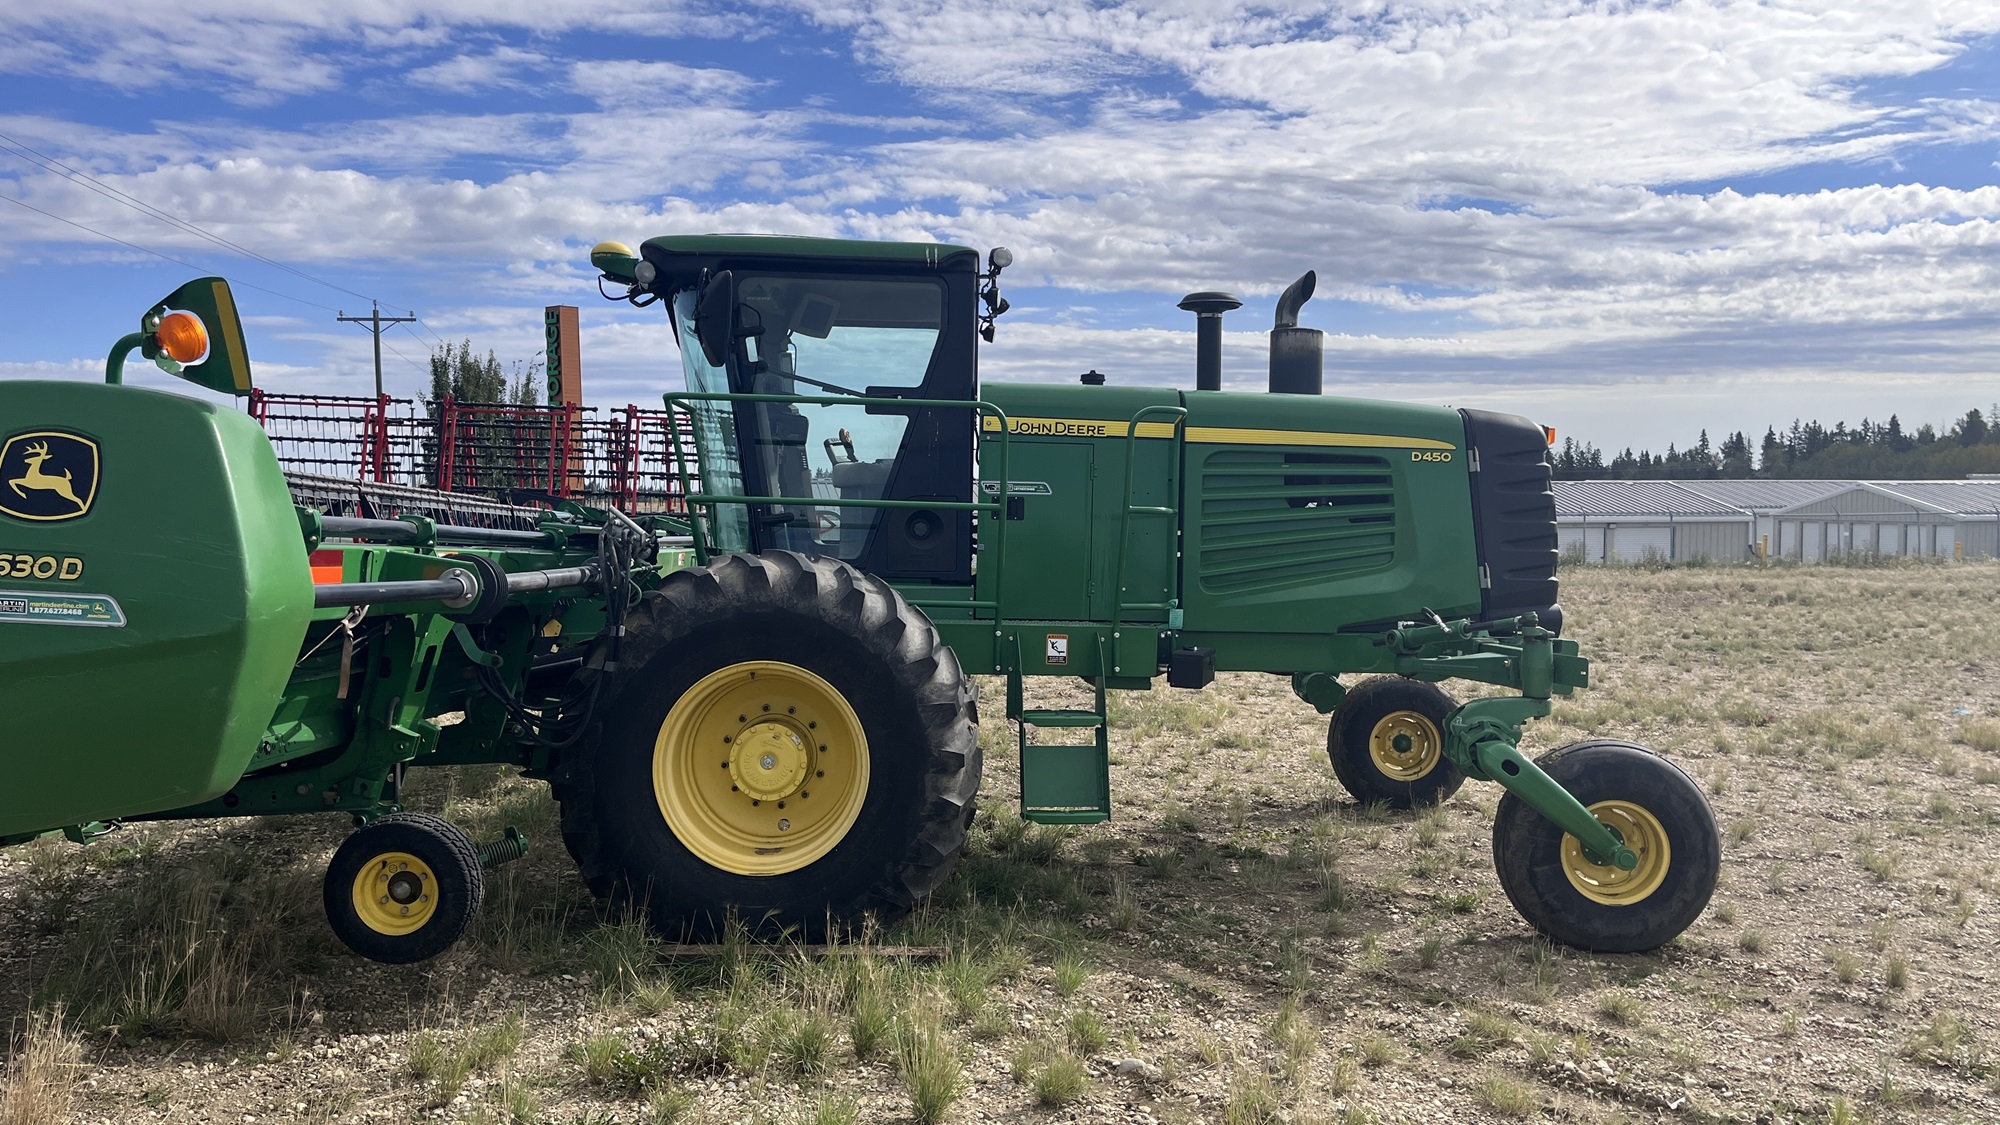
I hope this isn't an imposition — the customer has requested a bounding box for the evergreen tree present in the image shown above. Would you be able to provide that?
[1954,408,1988,447]
[1554,403,2000,481]
[1719,431,1753,478]
[1759,427,1784,475]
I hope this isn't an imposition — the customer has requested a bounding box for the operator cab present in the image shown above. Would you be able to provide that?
[627,236,984,582]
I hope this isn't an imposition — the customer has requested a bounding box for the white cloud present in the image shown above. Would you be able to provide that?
[8,1,2000,453]
[568,60,762,109]
[407,46,553,93]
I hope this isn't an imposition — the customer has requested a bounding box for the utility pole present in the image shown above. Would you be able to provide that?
[337,301,417,398]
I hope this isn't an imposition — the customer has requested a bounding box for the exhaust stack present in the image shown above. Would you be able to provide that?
[1177,291,1242,391]
[1268,271,1323,395]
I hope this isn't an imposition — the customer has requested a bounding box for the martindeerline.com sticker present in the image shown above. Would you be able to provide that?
[0,590,126,627]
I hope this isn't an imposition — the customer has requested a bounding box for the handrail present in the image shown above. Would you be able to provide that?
[661,391,1013,615]
[1108,405,1189,634]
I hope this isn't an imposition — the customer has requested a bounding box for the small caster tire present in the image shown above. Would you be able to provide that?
[1327,677,1464,809]
[324,812,484,964]
[1491,739,1720,953]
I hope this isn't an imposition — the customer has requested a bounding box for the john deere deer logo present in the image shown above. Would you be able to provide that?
[0,432,99,522]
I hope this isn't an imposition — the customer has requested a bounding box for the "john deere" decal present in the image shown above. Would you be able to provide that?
[0,431,100,522]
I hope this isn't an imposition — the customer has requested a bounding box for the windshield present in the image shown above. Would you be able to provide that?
[673,288,750,550]
[673,274,947,561]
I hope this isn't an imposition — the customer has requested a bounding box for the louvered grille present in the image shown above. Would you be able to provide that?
[1198,449,1398,592]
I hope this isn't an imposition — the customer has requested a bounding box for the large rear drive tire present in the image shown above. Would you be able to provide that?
[553,552,980,940]
[1491,739,1719,953]
[323,813,484,964]
[1326,677,1464,809]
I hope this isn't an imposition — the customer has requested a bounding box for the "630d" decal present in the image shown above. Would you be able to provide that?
[2,553,84,581]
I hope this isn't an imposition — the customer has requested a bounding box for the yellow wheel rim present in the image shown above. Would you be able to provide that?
[1368,710,1442,782]
[1561,800,1671,906]
[349,851,439,936]
[654,660,870,876]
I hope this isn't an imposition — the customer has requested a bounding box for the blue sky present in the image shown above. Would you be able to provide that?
[3,1,1998,452]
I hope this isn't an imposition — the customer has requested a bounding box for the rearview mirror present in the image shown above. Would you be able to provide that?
[144,277,253,396]
[696,270,735,369]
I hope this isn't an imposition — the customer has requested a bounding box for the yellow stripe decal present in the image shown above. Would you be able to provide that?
[982,415,1454,451]
[1185,426,1456,451]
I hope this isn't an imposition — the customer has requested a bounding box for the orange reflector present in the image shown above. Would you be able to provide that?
[309,549,344,585]
[156,310,210,365]
[1542,425,1557,446]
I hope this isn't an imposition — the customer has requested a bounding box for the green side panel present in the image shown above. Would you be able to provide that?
[1176,390,1484,637]
[978,383,1182,624]
[0,382,313,836]
[995,442,1093,619]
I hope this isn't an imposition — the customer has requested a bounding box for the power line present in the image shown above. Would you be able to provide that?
[0,190,339,312]
[379,338,428,376]
[411,316,449,346]
[0,129,418,314]
[399,320,447,354]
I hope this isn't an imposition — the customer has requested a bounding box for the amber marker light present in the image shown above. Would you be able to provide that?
[1542,425,1557,446]
[155,309,209,365]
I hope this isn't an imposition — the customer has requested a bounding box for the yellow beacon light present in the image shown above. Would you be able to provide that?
[155,310,210,365]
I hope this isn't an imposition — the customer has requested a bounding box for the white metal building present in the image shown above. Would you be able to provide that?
[1668,480,1849,553]
[1769,481,2000,561]
[1557,479,2000,562]
[1554,481,1755,563]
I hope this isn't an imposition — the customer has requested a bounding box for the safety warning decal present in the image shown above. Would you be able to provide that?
[1045,634,1068,666]
[0,590,126,627]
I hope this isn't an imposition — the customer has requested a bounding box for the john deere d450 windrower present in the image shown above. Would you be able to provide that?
[0,242,1717,963]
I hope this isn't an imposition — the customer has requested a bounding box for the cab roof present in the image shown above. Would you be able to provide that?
[640,234,981,271]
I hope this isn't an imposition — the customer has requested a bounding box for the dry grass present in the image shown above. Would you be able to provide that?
[1,1007,82,1125]
[5,565,2000,1121]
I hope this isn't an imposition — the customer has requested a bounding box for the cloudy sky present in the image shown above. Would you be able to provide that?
[3,0,1998,452]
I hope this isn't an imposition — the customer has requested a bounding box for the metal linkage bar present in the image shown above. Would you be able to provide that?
[506,564,599,593]
[310,560,600,610]
[313,571,478,610]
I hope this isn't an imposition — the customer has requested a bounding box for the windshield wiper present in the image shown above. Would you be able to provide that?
[786,372,871,398]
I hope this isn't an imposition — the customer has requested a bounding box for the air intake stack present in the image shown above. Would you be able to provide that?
[1177,291,1242,391]
[1268,271,1323,395]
